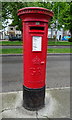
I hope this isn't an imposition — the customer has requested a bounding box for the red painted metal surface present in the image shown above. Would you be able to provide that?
[18,7,53,89]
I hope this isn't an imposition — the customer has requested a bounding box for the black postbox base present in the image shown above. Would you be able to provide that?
[23,85,45,111]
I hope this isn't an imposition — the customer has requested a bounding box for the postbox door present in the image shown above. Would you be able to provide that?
[24,33,48,89]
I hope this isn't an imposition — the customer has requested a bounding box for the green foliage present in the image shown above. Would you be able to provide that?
[51,2,71,30]
[2,2,28,30]
[2,2,71,33]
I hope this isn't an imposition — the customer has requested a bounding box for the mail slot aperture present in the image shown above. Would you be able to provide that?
[30,26,44,30]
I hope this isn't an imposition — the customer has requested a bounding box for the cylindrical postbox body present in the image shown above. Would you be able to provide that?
[18,7,53,110]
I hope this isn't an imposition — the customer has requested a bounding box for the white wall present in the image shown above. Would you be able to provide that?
[48,28,64,40]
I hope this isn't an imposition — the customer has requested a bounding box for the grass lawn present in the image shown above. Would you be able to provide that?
[1,41,22,46]
[1,48,23,54]
[48,41,72,45]
[0,40,72,46]
[48,48,71,53]
[0,48,71,54]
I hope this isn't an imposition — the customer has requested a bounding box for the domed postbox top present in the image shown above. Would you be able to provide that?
[18,7,54,22]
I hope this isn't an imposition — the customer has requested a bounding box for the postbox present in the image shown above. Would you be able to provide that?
[18,7,53,110]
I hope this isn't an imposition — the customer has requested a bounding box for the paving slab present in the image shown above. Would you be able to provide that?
[0,87,70,119]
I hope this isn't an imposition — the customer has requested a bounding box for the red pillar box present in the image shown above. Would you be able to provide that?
[18,7,53,110]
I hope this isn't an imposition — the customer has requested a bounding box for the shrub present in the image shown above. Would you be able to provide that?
[68,37,72,42]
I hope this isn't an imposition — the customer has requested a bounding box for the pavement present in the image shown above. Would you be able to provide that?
[0,87,70,119]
